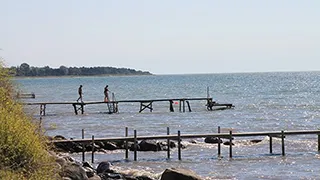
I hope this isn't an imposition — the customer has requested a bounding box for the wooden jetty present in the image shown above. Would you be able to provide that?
[24,97,234,116]
[51,128,320,163]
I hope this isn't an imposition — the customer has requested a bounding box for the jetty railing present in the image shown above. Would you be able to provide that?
[51,128,320,163]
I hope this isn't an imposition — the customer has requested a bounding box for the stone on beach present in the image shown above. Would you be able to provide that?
[160,168,203,180]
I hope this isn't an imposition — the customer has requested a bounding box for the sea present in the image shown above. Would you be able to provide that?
[14,72,320,179]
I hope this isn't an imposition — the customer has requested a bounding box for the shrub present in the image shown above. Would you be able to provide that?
[0,62,57,179]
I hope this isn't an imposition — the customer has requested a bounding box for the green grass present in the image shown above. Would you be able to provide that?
[0,63,58,179]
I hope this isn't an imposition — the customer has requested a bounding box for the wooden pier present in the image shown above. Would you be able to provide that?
[24,97,234,116]
[51,128,320,163]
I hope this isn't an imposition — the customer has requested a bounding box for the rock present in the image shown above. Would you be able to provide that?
[60,162,89,180]
[54,135,67,140]
[102,142,119,150]
[96,161,112,174]
[123,175,154,180]
[250,139,262,143]
[160,140,176,149]
[54,141,84,153]
[169,141,176,148]
[85,143,101,152]
[56,157,67,167]
[83,161,94,170]
[139,140,161,151]
[88,174,101,180]
[84,167,95,178]
[83,162,95,178]
[160,168,203,180]
[204,137,223,144]
[223,141,234,146]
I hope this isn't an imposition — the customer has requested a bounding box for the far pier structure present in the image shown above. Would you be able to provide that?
[24,90,234,116]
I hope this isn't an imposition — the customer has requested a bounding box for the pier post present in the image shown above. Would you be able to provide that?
[134,130,137,161]
[183,100,185,112]
[281,131,285,156]
[229,131,233,158]
[186,101,192,112]
[167,127,170,159]
[218,126,221,157]
[318,134,320,152]
[92,135,95,163]
[72,104,78,115]
[40,104,46,116]
[269,135,273,154]
[82,129,85,162]
[81,103,84,114]
[178,130,181,160]
[125,127,128,159]
[169,100,174,112]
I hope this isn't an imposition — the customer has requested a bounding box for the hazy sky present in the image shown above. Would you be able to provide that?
[1,1,319,74]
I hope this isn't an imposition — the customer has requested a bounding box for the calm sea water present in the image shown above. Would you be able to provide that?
[15,72,320,179]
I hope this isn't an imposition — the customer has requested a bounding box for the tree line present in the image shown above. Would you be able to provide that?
[8,63,152,76]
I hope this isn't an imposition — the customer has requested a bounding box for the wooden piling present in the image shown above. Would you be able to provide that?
[281,131,285,156]
[167,127,170,159]
[91,135,95,163]
[40,104,46,116]
[186,101,192,112]
[318,134,320,152]
[178,130,181,160]
[72,104,78,115]
[82,129,85,162]
[183,100,185,112]
[229,131,233,158]
[218,126,221,157]
[125,127,129,159]
[169,100,174,112]
[81,103,84,114]
[269,135,273,154]
[134,130,137,161]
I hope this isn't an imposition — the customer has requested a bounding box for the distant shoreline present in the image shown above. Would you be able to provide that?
[8,63,153,77]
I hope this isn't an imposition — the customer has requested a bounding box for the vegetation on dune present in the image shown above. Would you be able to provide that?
[0,62,57,179]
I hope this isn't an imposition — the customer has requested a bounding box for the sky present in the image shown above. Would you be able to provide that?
[1,0,320,74]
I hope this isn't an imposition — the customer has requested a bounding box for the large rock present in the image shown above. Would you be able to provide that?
[204,137,223,144]
[160,168,202,180]
[101,141,119,150]
[88,174,101,180]
[60,162,89,180]
[139,140,162,151]
[96,161,112,174]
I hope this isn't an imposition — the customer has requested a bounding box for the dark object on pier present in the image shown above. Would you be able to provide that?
[16,92,35,99]
[206,99,234,111]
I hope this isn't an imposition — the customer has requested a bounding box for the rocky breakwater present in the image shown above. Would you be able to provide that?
[51,151,203,180]
[50,135,185,153]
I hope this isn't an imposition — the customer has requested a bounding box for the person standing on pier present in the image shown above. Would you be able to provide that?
[104,85,109,102]
[77,85,83,102]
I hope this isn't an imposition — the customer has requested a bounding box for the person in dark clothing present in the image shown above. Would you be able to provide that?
[77,85,83,102]
[104,85,109,102]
